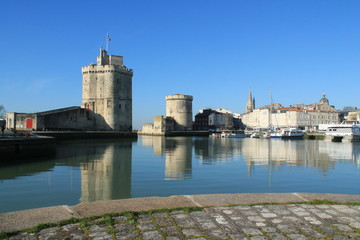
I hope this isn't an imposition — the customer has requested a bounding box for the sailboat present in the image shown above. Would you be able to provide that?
[267,90,305,140]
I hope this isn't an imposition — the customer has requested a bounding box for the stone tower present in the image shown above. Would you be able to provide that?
[166,94,193,131]
[245,91,255,113]
[82,48,133,131]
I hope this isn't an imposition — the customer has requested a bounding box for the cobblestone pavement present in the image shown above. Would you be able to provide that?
[6,204,360,240]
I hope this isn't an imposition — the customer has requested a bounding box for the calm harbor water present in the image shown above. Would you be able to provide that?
[1,136,360,213]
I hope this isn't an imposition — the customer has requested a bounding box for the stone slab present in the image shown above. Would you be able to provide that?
[297,193,360,202]
[0,205,74,232]
[70,195,197,218]
[187,193,306,207]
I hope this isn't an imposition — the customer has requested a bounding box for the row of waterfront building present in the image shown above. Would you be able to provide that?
[195,94,360,133]
[139,90,358,135]
[4,48,359,134]
[232,92,340,132]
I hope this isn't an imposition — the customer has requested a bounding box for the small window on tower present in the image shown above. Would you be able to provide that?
[119,104,121,109]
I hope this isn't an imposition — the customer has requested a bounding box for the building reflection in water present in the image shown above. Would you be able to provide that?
[240,139,360,175]
[141,136,360,180]
[193,137,360,175]
[141,136,192,180]
[55,139,132,203]
[194,137,242,164]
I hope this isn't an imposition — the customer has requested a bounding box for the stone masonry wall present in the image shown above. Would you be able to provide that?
[166,94,193,131]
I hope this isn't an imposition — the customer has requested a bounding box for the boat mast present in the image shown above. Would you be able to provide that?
[269,88,273,129]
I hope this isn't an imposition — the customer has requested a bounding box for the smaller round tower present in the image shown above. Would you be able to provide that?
[166,94,193,131]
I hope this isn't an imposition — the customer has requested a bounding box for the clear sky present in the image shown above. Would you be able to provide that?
[1,0,359,129]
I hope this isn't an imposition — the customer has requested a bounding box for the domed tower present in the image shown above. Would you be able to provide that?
[320,93,329,105]
[166,94,193,131]
[82,48,133,131]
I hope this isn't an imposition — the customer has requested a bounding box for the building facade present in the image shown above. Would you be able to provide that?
[193,108,212,130]
[6,107,95,131]
[193,108,243,130]
[242,94,339,131]
[82,48,133,131]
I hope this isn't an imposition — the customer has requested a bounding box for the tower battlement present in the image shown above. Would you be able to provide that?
[166,94,193,101]
[82,65,133,75]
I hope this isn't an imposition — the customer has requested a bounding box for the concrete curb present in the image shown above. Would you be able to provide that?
[1,193,360,232]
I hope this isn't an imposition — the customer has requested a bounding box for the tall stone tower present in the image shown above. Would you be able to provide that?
[245,91,255,113]
[82,48,133,131]
[166,94,193,131]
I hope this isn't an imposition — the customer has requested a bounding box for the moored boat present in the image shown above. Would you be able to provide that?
[270,128,305,140]
[250,131,261,138]
[324,123,360,142]
[211,130,249,138]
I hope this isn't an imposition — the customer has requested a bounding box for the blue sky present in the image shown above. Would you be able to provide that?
[1,0,359,129]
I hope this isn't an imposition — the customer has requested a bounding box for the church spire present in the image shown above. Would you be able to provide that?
[246,90,255,113]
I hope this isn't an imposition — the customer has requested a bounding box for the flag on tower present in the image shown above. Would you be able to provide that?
[107,34,111,41]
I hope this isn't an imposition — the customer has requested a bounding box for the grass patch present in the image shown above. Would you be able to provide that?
[27,223,57,233]
[0,232,10,239]
[121,211,137,224]
[57,217,79,226]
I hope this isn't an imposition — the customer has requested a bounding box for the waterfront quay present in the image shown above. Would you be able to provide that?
[0,130,137,161]
[2,193,360,239]
[0,132,56,161]
[33,130,138,140]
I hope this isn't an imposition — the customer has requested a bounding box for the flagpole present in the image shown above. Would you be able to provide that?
[106,32,109,52]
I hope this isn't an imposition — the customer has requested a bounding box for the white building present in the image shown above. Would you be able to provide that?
[242,94,339,131]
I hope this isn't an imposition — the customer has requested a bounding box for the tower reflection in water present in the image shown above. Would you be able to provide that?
[2,137,360,213]
[141,136,192,180]
[58,139,133,203]
[66,137,360,202]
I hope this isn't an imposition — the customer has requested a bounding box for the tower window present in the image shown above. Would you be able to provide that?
[107,100,112,108]
[119,104,121,109]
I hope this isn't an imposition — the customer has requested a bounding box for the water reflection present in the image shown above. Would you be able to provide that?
[240,139,360,174]
[194,137,242,164]
[141,137,360,177]
[164,137,192,180]
[57,139,132,202]
[0,160,56,181]
[1,137,360,213]
[141,136,192,180]
[2,138,359,185]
